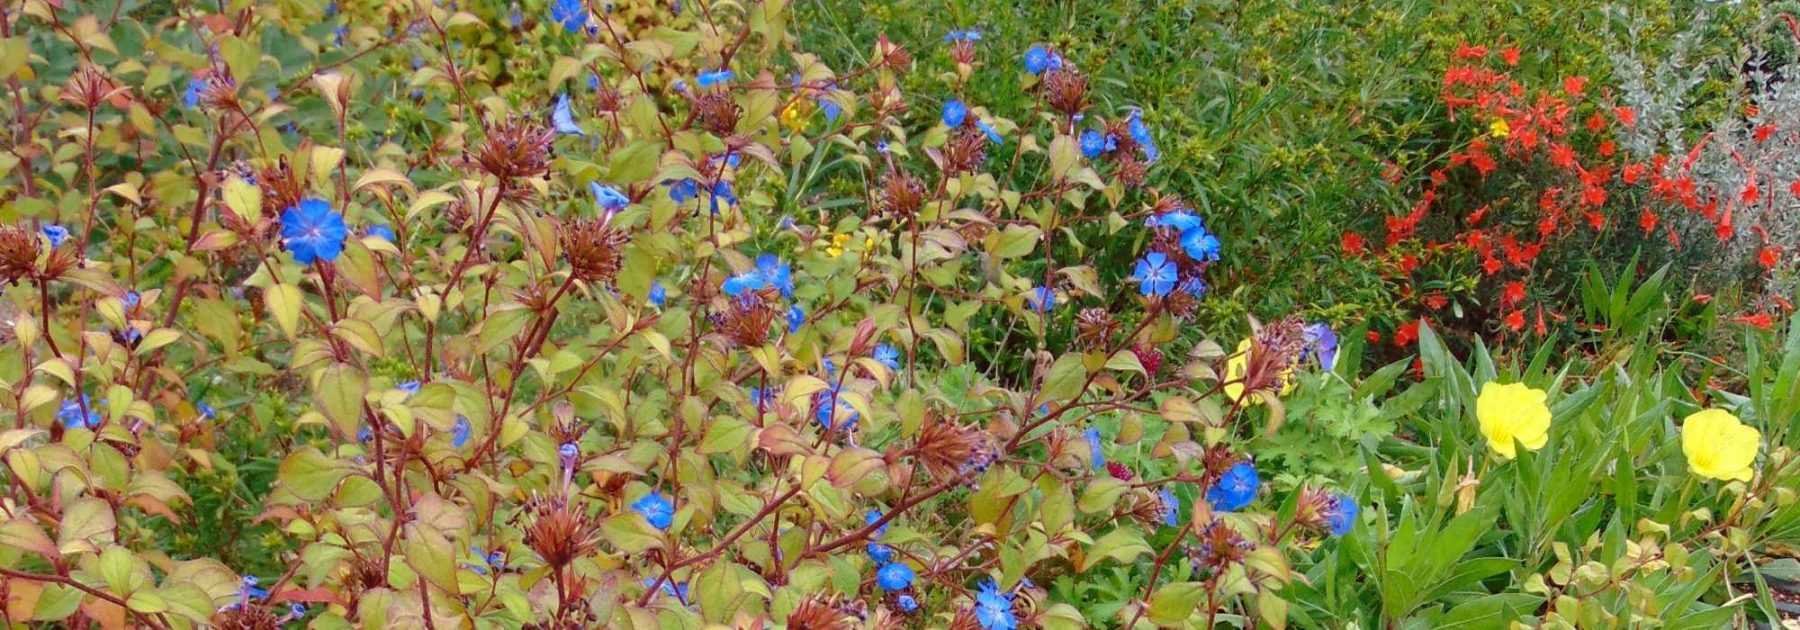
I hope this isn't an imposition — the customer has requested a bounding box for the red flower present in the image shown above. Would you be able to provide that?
[1502,281,1526,306]
[1366,330,1382,344]
[1733,312,1774,330]
[1756,124,1778,143]
[1502,47,1520,66]
[1564,76,1587,96]
[1504,310,1525,331]
[1760,246,1780,270]
[1638,208,1658,234]
[1622,163,1645,184]
[1341,231,1366,256]
[1424,292,1448,311]
[1394,320,1420,347]
[1482,255,1503,275]
[1455,43,1489,59]
[1791,180,1800,199]
[1583,210,1605,231]
[1399,253,1420,274]
[1693,294,1712,304]
[1614,106,1637,128]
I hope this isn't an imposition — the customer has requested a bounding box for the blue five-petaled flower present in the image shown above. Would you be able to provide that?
[874,343,901,371]
[721,254,794,299]
[451,416,471,449]
[942,99,968,128]
[787,304,805,333]
[280,199,348,264]
[974,579,1018,630]
[1128,108,1159,162]
[1023,45,1062,75]
[1206,461,1260,512]
[648,281,667,308]
[632,491,674,530]
[1084,428,1104,470]
[1326,492,1358,536]
[58,395,101,430]
[1132,252,1177,297]
[1029,286,1055,313]
[875,562,914,592]
[1079,129,1115,158]
[696,69,734,88]
[366,224,396,242]
[41,224,69,248]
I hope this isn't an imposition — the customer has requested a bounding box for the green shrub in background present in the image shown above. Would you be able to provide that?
[0,0,1796,628]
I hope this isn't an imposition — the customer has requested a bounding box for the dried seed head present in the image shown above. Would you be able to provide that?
[692,92,742,136]
[560,217,630,283]
[1240,317,1306,398]
[875,34,912,73]
[787,594,857,630]
[711,289,781,348]
[196,66,241,111]
[915,413,996,481]
[210,606,283,630]
[474,116,555,181]
[594,83,624,113]
[878,169,927,217]
[522,493,600,570]
[0,226,40,285]
[1189,520,1253,576]
[1115,153,1148,188]
[62,64,122,111]
[1041,67,1088,117]
[940,127,989,175]
[949,40,977,66]
[257,159,308,221]
[1075,307,1117,349]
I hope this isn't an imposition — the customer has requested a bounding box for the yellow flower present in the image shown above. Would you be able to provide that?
[825,232,850,258]
[780,101,811,131]
[1681,409,1760,482]
[1488,118,1510,138]
[1475,382,1550,459]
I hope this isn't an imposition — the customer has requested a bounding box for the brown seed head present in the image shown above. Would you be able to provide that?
[560,217,630,283]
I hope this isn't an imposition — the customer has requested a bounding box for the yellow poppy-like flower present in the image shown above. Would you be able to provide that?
[1681,409,1760,482]
[1489,118,1510,138]
[1475,382,1550,459]
[1221,339,1293,405]
[780,101,811,131]
[825,232,850,257]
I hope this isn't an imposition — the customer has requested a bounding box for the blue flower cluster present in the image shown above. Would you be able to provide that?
[1023,45,1064,75]
[973,579,1018,630]
[1147,209,1222,263]
[722,254,794,299]
[1206,461,1261,512]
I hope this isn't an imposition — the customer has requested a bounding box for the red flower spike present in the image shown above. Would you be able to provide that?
[1341,231,1366,256]
[1504,310,1525,331]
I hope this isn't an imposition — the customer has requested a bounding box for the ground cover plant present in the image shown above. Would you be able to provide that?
[0,0,1798,628]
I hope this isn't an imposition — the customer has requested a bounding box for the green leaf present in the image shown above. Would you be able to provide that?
[1077,478,1128,514]
[1078,527,1150,572]
[278,447,353,502]
[1040,353,1088,404]
[698,417,753,455]
[602,513,664,553]
[314,363,367,436]
[267,283,302,339]
[987,225,1041,259]
[1147,581,1207,625]
[33,583,83,621]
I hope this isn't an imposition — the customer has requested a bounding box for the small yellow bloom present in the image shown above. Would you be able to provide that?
[1681,409,1760,482]
[1475,382,1550,459]
[1488,118,1510,138]
[825,232,850,258]
[780,101,811,131]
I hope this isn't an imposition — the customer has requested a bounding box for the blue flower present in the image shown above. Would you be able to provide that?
[748,386,774,412]
[709,181,736,214]
[866,509,889,537]
[944,29,982,42]
[121,291,140,310]
[183,79,205,108]
[397,380,421,397]
[1158,488,1180,526]
[197,402,217,421]
[1131,252,1176,297]
[632,491,674,530]
[558,441,579,461]
[549,0,586,32]
[41,224,69,247]
[787,304,805,333]
[1148,210,1202,233]
[874,344,901,371]
[668,178,699,203]
[280,199,348,264]
[358,426,373,442]
[1128,109,1159,162]
[587,73,602,92]
[1206,461,1260,512]
[721,254,792,299]
[822,358,838,377]
[590,181,629,212]
[1079,129,1115,158]
[1084,428,1104,470]
[1325,492,1358,536]
[451,416,471,448]
[876,563,915,591]
[672,79,688,93]
[867,543,895,563]
[366,223,396,242]
[58,395,100,430]
[648,281,667,308]
[1029,286,1055,312]
[1023,45,1062,75]
[973,579,1017,630]
[976,120,1003,144]
[1304,323,1339,371]
[815,386,858,431]
[287,603,306,619]
[696,69,734,88]
[942,99,968,127]
[897,594,918,613]
[239,576,269,601]
[819,98,842,122]
[1180,227,1221,262]
[552,93,584,136]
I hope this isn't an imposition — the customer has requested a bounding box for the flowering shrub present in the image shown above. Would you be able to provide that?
[0,1,1360,628]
